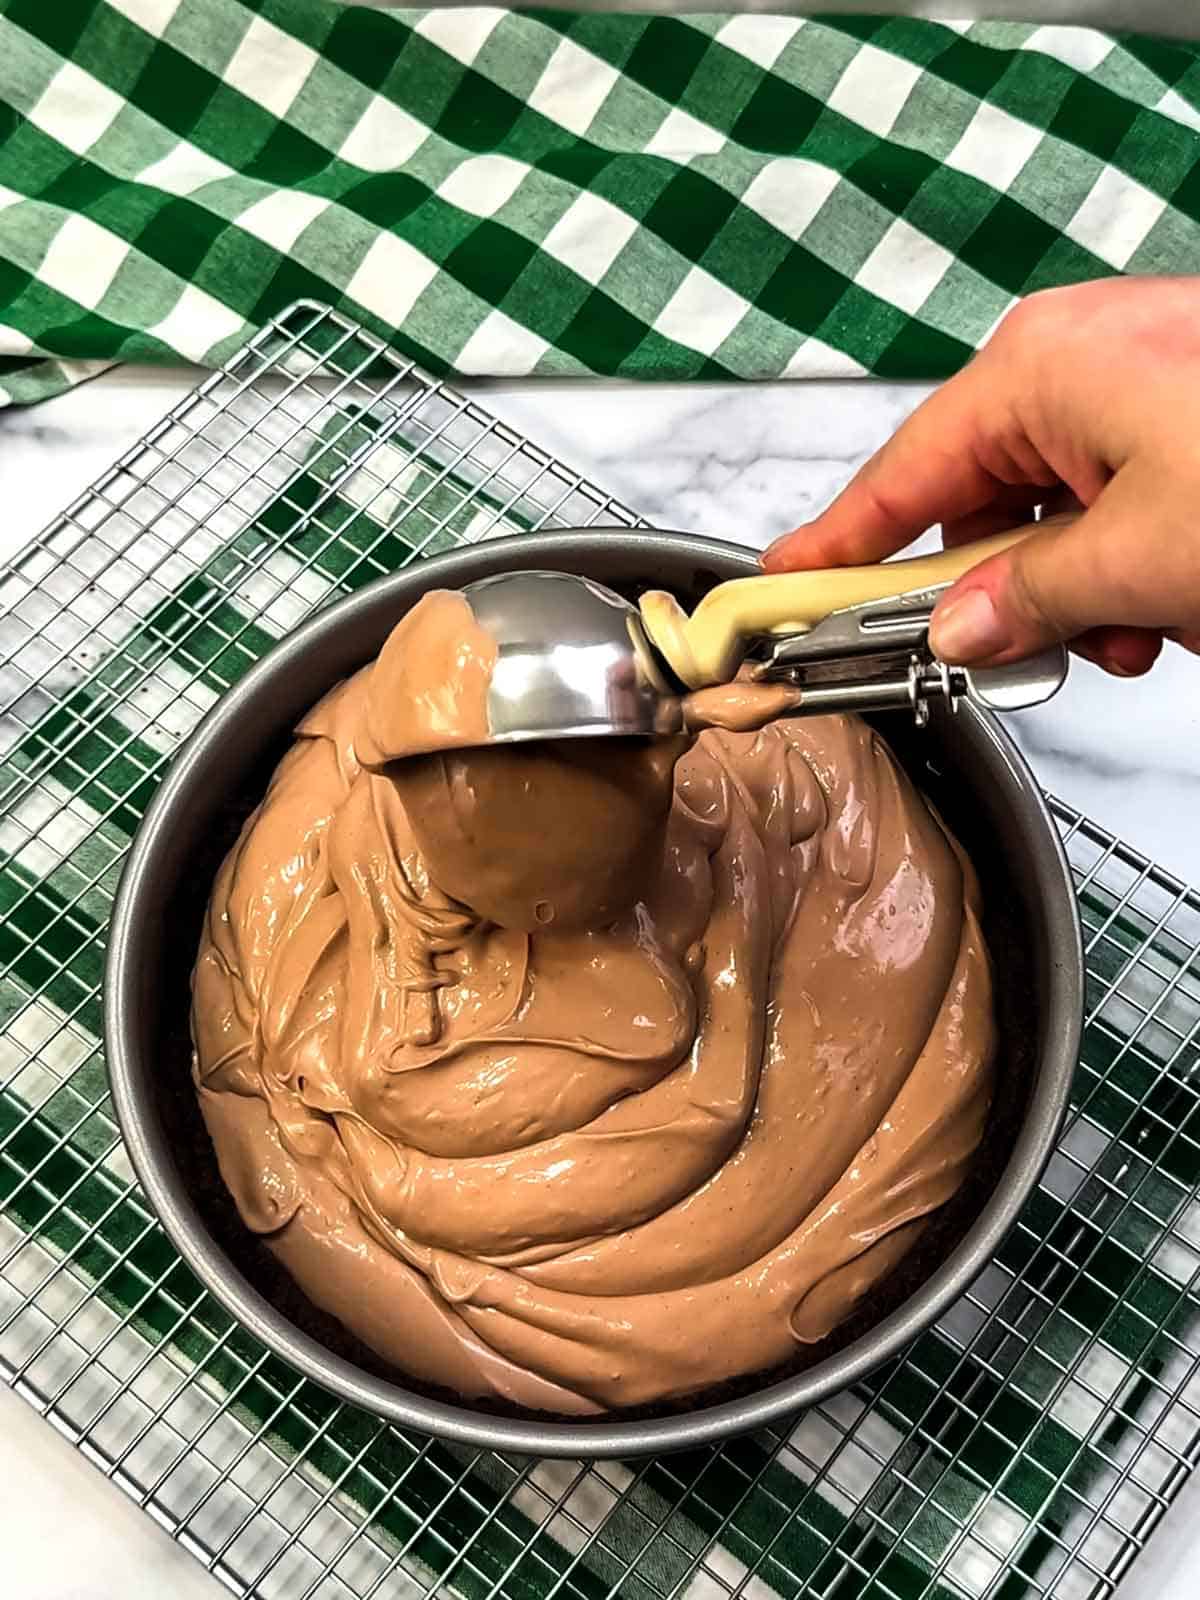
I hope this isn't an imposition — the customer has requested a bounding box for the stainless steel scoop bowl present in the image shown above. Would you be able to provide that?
[463,569,683,742]
[105,529,1083,1458]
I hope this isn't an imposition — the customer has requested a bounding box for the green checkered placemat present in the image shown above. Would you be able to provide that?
[3,2,1200,405]
[5,304,1200,1599]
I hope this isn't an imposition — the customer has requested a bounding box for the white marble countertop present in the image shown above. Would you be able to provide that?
[3,364,1200,1597]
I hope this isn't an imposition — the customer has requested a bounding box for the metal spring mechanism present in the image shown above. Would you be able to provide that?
[753,587,1068,725]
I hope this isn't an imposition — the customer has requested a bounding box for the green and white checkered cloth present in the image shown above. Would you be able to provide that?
[2,1,1200,406]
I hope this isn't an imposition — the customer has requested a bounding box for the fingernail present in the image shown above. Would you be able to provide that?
[762,535,795,571]
[929,588,1007,663]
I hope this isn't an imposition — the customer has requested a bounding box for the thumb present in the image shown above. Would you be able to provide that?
[929,506,1112,666]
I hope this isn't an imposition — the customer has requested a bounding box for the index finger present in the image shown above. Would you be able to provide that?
[762,359,1052,573]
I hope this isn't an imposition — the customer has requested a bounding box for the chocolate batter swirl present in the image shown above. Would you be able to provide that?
[192,595,995,1414]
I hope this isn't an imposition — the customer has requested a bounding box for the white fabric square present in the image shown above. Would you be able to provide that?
[38,215,129,310]
[781,1409,843,1483]
[1157,88,1200,135]
[945,1503,1026,1597]
[236,190,330,252]
[146,285,244,363]
[528,1460,623,1539]
[105,0,180,36]
[685,1549,777,1600]
[781,335,867,378]
[528,38,619,137]
[51,355,116,391]
[1023,25,1114,72]
[541,192,637,283]
[346,233,439,325]
[1065,164,1168,268]
[856,218,954,314]
[644,107,725,160]
[946,101,1043,192]
[456,310,549,375]
[827,43,923,139]
[713,16,804,71]
[414,9,505,66]
[29,63,124,155]
[136,141,233,196]
[438,154,529,218]
[0,783,103,887]
[827,1426,905,1507]
[654,267,749,355]
[742,157,840,239]
[339,96,428,172]
[0,185,24,210]
[222,15,318,119]
[0,324,35,356]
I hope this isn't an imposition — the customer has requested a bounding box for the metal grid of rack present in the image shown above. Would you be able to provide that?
[3,302,1200,1600]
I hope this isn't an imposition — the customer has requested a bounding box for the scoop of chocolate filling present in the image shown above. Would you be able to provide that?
[386,736,686,933]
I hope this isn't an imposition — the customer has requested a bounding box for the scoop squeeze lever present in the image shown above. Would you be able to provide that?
[638,518,1070,689]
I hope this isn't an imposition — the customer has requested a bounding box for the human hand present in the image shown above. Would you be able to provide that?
[763,276,1200,678]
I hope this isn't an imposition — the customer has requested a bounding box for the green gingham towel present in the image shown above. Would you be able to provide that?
[3,2,1200,406]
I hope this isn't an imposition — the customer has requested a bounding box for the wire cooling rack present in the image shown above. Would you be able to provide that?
[4,302,1200,1600]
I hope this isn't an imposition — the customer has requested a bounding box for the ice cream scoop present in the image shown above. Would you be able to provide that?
[442,518,1069,750]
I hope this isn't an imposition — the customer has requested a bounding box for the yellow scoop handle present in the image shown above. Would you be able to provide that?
[640,516,1072,689]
